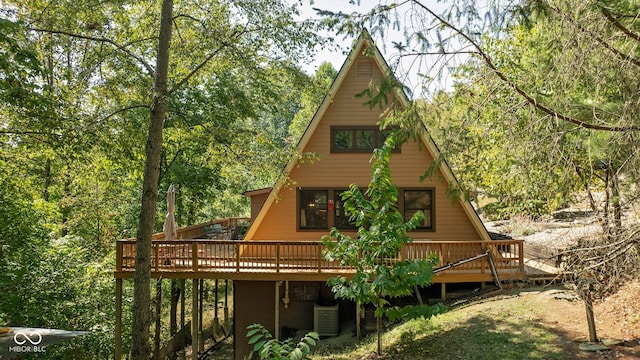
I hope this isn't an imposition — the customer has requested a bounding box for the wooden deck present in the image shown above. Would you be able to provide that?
[114,239,526,283]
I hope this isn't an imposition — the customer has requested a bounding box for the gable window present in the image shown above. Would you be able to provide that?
[402,189,434,230]
[331,126,395,153]
[299,190,328,229]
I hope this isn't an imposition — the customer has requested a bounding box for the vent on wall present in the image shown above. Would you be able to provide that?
[313,303,339,337]
[356,60,373,78]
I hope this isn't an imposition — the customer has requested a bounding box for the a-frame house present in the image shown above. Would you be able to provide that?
[244,31,490,243]
[233,30,521,357]
[114,30,525,360]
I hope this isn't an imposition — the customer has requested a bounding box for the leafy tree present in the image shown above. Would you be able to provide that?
[4,0,323,357]
[246,323,319,360]
[288,62,338,141]
[322,132,444,355]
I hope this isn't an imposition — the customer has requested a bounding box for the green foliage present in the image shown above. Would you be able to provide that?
[289,62,338,142]
[0,0,325,357]
[322,131,443,354]
[0,17,44,107]
[247,323,319,360]
[386,303,447,322]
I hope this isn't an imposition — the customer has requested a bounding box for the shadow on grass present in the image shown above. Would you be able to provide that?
[312,285,640,360]
[313,311,592,360]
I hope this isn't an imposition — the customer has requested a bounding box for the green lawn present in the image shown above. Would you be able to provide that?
[310,291,578,360]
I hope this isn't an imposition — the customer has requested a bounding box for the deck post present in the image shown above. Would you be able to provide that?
[115,278,122,359]
[199,279,204,352]
[441,282,446,302]
[224,279,229,324]
[236,243,240,272]
[274,281,280,340]
[356,301,361,340]
[519,241,525,273]
[317,244,322,273]
[191,279,199,360]
[116,241,123,271]
[214,279,221,337]
[179,279,185,360]
[180,279,185,329]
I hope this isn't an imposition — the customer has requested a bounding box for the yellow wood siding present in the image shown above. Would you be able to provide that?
[248,48,483,242]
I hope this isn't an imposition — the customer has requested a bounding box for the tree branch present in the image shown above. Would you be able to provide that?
[549,4,640,68]
[0,130,47,135]
[166,30,242,97]
[600,6,640,43]
[29,27,156,78]
[395,50,480,57]
[97,104,150,123]
[411,0,640,132]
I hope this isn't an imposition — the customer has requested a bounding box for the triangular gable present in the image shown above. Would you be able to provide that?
[245,30,490,241]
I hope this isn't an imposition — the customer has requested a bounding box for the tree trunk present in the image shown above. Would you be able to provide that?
[61,171,71,236]
[376,313,382,355]
[585,292,598,342]
[154,278,162,360]
[603,166,611,240]
[131,0,173,358]
[43,158,51,201]
[611,172,622,233]
[170,280,180,336]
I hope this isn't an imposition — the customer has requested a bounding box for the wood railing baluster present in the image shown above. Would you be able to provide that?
[276,243,280,273]
[236,242,240,272]
[154,243,159,272]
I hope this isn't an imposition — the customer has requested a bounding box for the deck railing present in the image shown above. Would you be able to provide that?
[115,239,524,277]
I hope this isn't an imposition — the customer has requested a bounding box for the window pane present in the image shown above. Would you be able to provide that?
[334,189,356,229]
[405,191,431,209]
[300,190,328,229]
[422,210,431,228]
[404,209,420,223]
[356,130,375,149]
[334,130,353,150]
[404,190,433,229]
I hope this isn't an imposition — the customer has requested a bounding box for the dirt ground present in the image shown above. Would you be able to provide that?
[535,280,640,359]
[472,281,640,360]
[485,212,640,359]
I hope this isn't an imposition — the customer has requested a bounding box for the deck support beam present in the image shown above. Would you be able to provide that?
[199,279,204,352]
[356,301,361,340]
[115,278,122,359]
[274,281,280,340]
[191,279,199,360]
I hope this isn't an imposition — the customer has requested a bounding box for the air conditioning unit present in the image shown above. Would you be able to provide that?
[313,303,339,337]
